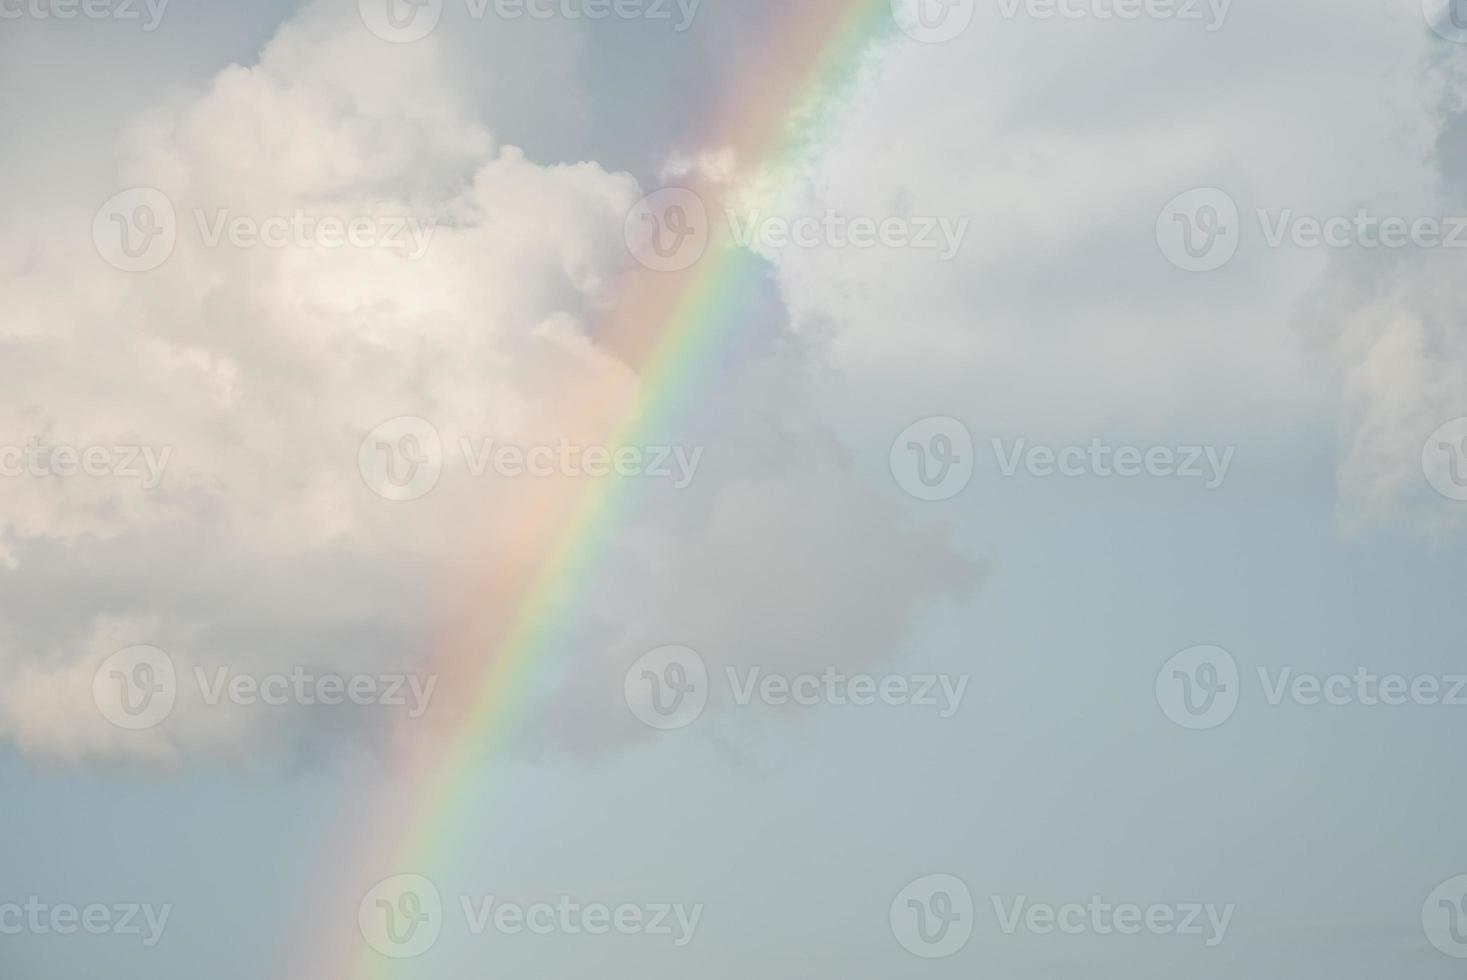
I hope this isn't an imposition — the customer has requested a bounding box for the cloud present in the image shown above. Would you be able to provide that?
[760,1,1448,456]
[0,0,977,766]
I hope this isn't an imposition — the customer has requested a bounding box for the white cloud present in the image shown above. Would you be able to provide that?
[0,1,976,766]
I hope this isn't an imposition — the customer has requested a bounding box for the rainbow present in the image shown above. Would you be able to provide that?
[296,2,900,975]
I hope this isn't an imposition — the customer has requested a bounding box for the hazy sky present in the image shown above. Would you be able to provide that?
[3,0,1467,977]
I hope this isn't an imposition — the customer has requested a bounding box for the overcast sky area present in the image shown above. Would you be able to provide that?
[3,0,1467,977]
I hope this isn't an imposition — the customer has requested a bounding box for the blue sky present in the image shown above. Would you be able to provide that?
[3,0,1467,977]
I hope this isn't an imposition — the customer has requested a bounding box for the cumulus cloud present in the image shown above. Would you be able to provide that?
[761,0,1451,461]
[0,0,977,766]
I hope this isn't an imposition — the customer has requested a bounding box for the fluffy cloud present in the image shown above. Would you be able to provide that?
[764,0,1459,476]
[0,1,977,766]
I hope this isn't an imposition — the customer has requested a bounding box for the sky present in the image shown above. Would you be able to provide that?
[2,0,1467,977]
